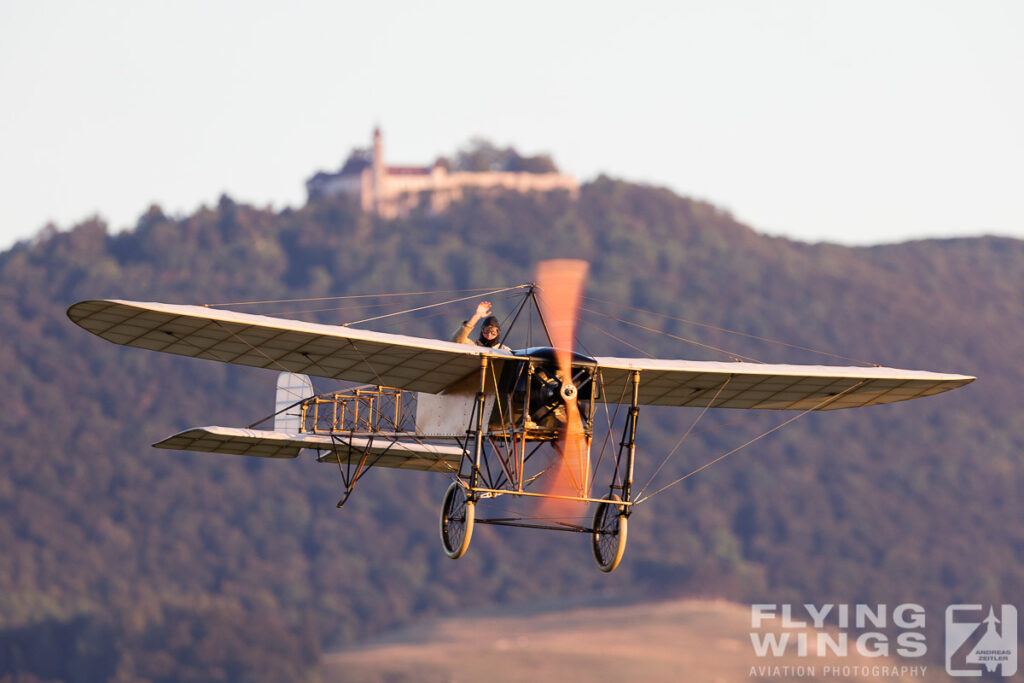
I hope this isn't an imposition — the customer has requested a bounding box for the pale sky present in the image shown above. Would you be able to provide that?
[1,1,1021,249]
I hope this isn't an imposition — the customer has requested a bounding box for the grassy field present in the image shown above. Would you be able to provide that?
[322,598,950,683]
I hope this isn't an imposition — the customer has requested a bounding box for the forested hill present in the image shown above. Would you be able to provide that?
[2,179,1022,681]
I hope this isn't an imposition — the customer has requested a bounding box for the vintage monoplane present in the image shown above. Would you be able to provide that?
[67,260,973,572]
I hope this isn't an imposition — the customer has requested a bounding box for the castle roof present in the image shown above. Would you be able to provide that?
[386,166,431,176]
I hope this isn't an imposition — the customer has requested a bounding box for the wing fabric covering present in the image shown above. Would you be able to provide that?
[67,299,505,392]
[594,358,974,410]
[153,427,461,472]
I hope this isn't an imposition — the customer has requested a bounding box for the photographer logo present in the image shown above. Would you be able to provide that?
[945,605,1017,677]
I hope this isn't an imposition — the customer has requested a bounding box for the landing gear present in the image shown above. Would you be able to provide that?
[591,370,638,573]
[592,494,627,572]
[439,356,639,572]
[440,482,475,559]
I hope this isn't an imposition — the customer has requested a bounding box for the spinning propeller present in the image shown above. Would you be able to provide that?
[534,259,590,519]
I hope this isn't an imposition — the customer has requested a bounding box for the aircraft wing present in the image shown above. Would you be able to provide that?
[68,300,973,411]
[154,426,462,472]
[67,299,509,393]
[593,357,974,410]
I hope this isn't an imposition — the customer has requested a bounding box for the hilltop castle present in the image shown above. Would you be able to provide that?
[306,129,579,218]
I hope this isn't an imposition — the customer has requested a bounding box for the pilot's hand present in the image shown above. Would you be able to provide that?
[475,301,492,318]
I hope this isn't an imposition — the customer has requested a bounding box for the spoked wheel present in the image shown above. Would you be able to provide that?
[592,493,627,572]
[440,481,475,559]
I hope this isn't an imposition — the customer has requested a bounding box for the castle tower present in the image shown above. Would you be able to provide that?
[371,127,384,213]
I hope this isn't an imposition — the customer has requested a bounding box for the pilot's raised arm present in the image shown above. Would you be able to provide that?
[452,301,509,350]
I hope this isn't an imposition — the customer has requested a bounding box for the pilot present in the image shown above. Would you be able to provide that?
[453,301,510,350]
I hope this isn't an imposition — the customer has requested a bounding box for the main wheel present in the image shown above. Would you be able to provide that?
[592,494,627,572]
[440,482,475,559]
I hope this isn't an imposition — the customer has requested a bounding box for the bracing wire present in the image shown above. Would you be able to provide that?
[202,287,503,308]
[634,377,733,501]
[580,305,764,363]
[180,287,524,408]
[583,295,880,367]
[634,381,866,504]
[578,317,657,358]
[343,285,529,326]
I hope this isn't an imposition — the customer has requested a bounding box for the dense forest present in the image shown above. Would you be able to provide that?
[1,177,1022,680]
